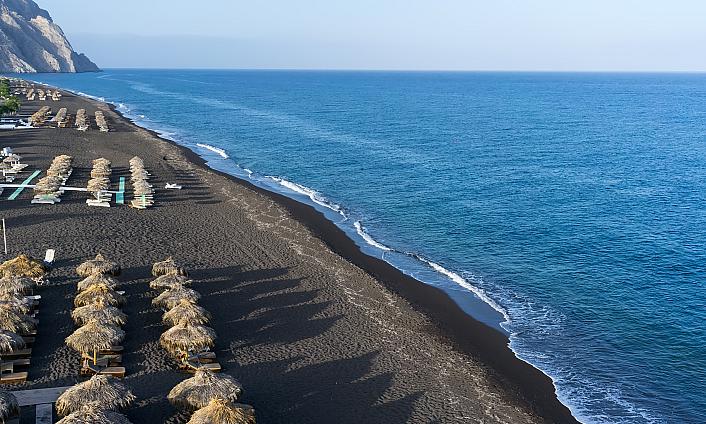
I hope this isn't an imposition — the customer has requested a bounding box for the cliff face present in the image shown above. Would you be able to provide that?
[0,0,99,73]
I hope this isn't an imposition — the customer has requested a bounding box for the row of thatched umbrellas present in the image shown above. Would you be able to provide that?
[96,111,109,132]
[87,158,112,201]
[76,109,88,131]
[54,254,133,423]
[129,157,154,208]
[151,258,256,423]
[29,106,51,126]
[33,155,73,198]
[66,254,125,367]
[0,254,48,422]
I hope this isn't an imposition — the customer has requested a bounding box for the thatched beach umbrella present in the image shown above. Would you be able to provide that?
[187,399,256,424]
[0,329,24,353]
[0,390,19,422]
[163,300,211,326]
[0,275,35,295]
[168,369,242,410]
[56,408,133,424]
[0,308,37,334]
[0,301,31,316]
[75,284,125,307]
[153,287,200,310]
[76,254,121,277]
[56,375,135,417]
[71,300,127,327]
[77,274,118,292]
[0,330,25,385]
[150,273,191,291]
[66,320,125,365]
[0,254,47,279]
[159,320,216,356]
[87,178,110,193]
[152,257,188,277]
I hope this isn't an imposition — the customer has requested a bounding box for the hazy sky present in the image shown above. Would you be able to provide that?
[46,0,706,71]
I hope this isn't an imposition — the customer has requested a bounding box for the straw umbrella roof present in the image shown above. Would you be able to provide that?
[56,408,133,424]
[75,284,125,307]
[56,375,135,417]
[0,390,19,422]
[187,399,256,424]
[66,321,125,354]
[0,329,25,353]
[0,275,35,295]
[77,274,118,292]
[0,254,47,279]
[0,300,31,315]
[159,320,216,355]
[0,292,32,315]
[168,369,242,410]
[76,254,121,277]
[152,257,188,277]
[163,300,211,326]
[153,287,200,310]
[150,274,191,291]
[0,308,37,335]
[71,301,127,327]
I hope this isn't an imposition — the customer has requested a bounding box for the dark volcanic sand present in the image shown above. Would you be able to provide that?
[0,87,578,423]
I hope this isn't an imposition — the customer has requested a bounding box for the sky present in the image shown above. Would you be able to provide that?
[45,0,706,71]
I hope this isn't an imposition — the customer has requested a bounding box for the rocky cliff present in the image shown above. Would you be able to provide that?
[0,0,99,73]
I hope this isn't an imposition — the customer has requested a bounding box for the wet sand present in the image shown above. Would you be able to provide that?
[0,85,578,423]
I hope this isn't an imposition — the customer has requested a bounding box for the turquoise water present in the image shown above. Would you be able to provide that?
[13,70,706,423]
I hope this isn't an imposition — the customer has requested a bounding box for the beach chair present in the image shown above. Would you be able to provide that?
[182,362,221,373]
[99,367,125,378]
[0,371,27,384]
[187,351,217,363]
[165,183,182,189]
[43,249,55,268]
[1,348,32,359]
[99,346,123,355]
[82,353,122,366]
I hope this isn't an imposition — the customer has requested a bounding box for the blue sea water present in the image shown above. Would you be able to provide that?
[12,70,706,423]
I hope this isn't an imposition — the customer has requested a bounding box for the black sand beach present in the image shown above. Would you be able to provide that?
[0,84,578,423]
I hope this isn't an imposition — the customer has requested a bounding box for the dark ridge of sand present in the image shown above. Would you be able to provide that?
[0,84,578,424]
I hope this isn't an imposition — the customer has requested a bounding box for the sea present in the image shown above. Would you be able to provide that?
[12,70,706,423]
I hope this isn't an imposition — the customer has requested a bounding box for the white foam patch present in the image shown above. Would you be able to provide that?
[266,176,346,218]
[354,221,392,251]
[196,143,229,158]
[418,257,510,325]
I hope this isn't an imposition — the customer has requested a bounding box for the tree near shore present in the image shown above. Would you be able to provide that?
[1,96,21,115]
[0,79,9,98]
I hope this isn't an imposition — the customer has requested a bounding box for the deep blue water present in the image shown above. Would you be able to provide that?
[11,70,706,423]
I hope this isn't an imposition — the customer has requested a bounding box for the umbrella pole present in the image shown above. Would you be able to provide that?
[94,348,97,366]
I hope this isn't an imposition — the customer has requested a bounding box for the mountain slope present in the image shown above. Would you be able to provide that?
[0,0,99,73]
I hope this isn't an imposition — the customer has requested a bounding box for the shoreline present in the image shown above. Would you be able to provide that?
[103,97,579,423]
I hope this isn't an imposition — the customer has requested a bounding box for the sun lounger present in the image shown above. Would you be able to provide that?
[82,353,122,364]
[165,183,182,189]
[99,346,123,354]
[0,372,27,384]
[1,348,32,359]
[31,196,60,204]
[182,362,221,373]
[86,199,111,207]
[1,358,31,372]
[22,337,35,345]
[43,249,55,269]
[99,367,125,378]
[0,371,29,384]
[187,351,217,363]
